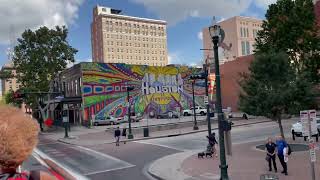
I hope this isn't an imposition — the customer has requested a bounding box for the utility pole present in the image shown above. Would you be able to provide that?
[192,80,199,130]
[209,19,229,179]
[308,111,316,180]
[204,60,212,136]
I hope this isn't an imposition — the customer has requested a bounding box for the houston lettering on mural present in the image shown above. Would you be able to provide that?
[81,63,209,121]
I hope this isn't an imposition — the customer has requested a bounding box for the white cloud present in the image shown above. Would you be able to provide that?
[0,0,84,45]
[130,0,278,25]
[254,0,277,9]
[197,31,203,41]
[130,0,253,25]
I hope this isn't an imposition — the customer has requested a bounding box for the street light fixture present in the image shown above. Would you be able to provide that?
[127,86,134,139]
[209,19,229,180]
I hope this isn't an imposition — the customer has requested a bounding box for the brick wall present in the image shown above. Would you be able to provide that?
[220,55,254,111]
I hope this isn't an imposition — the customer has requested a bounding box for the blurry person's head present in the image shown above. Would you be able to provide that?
[0,105,39,171]
[267,137,272,143]
[276,135,283,141]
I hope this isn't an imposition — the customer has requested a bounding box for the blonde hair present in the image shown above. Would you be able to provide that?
[0,105,39,169]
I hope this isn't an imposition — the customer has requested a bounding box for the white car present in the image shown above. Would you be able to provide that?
[93,116,124,126]
[183,106,207,116]
[291,118,320,137]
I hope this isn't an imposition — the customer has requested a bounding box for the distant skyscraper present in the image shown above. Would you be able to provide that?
[1,62,20,96]
[91,5,168,66]
[202,16,263,64]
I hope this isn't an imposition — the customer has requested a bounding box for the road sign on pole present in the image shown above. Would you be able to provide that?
[300,110,317,137]
[300,110,317,180]
[204,96,209,105]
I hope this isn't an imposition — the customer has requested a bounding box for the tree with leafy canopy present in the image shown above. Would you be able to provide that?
[255,0,320,84]
[4,90,22,108]
[13,26,77,123]
[239,52,315,139]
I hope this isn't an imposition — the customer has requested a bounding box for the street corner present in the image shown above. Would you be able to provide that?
[147,151,196,180]
[181,152,221,180]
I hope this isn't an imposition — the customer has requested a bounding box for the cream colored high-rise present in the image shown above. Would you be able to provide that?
[1,62,20,96]
[91,6,168,66]
[203,16,263,64]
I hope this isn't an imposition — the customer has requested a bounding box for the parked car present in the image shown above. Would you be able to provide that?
[93,116,124,126]
[183,106,207,116]
[157,111,180,119]
[291,118,320,137]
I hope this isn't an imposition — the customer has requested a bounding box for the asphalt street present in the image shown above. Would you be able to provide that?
[23,119,296,180]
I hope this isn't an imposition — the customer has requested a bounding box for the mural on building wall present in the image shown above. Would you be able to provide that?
[81,63,207,121]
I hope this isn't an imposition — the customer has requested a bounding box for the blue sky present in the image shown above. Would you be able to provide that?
[0,0,275,67]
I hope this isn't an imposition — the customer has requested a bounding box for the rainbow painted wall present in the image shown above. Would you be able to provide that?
[81,63,209,121]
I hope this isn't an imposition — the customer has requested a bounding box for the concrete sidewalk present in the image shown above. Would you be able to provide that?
[148,138,320,180]
[41,118,272,146]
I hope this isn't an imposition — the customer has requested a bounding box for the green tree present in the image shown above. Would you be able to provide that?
[4,90,22,107]
[239,52,314,139]
[0,69,13,79]
[13,26,77,120]
[255,0,320,83]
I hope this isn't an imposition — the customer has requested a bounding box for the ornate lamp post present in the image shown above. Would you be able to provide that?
[208,19,229,180]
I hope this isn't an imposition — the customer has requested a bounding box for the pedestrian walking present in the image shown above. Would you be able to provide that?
[0,105,56,180]
[206,132,218,156]
[122,127,127,144]
[114,127,121,146]
[276,136,288,175]
[265,137,277,172]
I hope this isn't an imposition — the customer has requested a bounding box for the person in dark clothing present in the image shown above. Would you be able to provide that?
[206,133,218,156]
[122,127,127,144]
[207,133,218,146]
[265,137,277,172]
[276,136,288,175]
[114,127,121,146]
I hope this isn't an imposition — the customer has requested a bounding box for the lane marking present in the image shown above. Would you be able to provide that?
[84,165,135,176]
[74,146,135,175]
[34,148,89,180]
[136,141,186,152]
[75,146,135,167]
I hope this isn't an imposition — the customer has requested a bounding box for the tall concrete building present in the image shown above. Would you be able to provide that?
[1,62,20,96]
[202,16,262,64]
[91,5,168,66]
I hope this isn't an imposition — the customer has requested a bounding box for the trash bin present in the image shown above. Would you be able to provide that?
[260,174,278,180]
[143,127,149,137]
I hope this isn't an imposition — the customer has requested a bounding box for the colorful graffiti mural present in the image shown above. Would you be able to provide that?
[81,63,207,121]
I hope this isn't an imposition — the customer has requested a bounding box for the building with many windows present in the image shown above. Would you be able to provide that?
[202,16,262,64]
[0,62,20,96]
[91,5,168,66]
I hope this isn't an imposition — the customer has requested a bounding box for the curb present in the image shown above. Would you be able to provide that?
[58,119,273,146]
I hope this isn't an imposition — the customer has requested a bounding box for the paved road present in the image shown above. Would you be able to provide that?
[137,120,294,152]
[34,119,295,180]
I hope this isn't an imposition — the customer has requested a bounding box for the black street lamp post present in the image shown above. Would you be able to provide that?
[191,80,199,130]
[127,86,134,139]
[209,20,229,180]
[203,64,212,136]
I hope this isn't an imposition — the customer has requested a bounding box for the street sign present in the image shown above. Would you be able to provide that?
[300,110,317,136]
[204,96,209,105]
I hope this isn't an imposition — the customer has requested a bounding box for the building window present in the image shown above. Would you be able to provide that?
[246,28,249,37]
[241,41,251,55]
[246,41,250,54]
[241,41,246,55]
